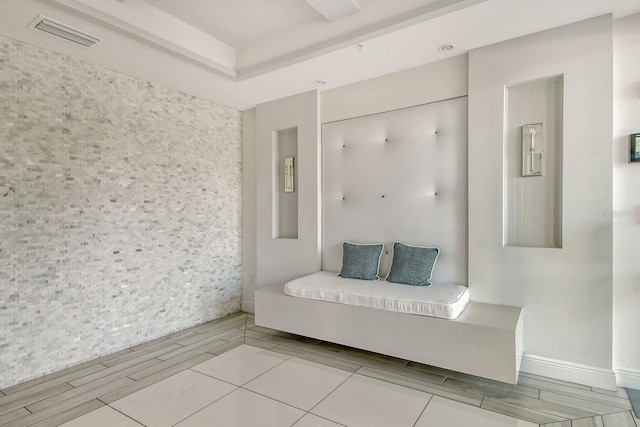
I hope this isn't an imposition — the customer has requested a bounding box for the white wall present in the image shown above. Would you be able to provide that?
[468,16,614,388]
[255,91,322,289]
[244,16,636,389]
[321,55,468,123]
[613,12,640,388]
[242,108,257,312]
[242,57,468,310]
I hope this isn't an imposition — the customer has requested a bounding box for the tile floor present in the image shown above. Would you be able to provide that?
[0,312,637,427]
[60,344,541,427]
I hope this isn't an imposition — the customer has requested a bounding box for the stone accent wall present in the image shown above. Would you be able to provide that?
[0,36,242,388]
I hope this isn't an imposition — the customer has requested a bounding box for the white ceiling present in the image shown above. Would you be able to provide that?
[1,0,639,110]
[143,0,462,69]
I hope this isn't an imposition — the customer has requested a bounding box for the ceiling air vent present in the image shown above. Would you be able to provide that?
[29,16,100,48]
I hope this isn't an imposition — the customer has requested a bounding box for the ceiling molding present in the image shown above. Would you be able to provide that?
[37,0,237,78]
[237,0,486,80]
[304,0,361,22]
[36,0,486,82]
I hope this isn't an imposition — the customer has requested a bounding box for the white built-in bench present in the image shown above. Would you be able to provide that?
[256,98,523,384]
[255,281,523,384]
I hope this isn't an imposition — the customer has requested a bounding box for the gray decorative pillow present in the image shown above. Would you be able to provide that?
[386,241,439,286]
[339,242,384,280]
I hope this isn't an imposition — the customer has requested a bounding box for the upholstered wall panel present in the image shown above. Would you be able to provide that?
[322,97,468,285]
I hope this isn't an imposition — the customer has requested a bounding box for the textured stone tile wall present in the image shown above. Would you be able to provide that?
[0,36,242,388]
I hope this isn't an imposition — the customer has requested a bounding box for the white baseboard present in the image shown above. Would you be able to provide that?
[520,354,617,391]
[615,367,640,389]
[241,301,255,313]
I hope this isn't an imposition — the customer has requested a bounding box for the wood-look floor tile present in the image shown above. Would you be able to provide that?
[209,337,245,355]
[129,340,228,380]
[260,329,313,340]
[410,361,538,397]
[540,421,571,427]
[336,352,412,372]
[68,358,162,387]
[481,398,567,424]
[572,415,605,427]
[127,330,200,353]
[519,376,632,409]
[188,313,246,334]
[357,366,483,407]
[184,320,245,345]
[602,411,637,427]
[156,337,228,361]
[98,353,215,404]
[518,372,592,391]
[443,377,539,399]
[444,370,540,396]
[243,337,277,350]
[1,349,131,395]
[315,340,351,353]
[101,343,183,368]
[340,348,409,366]
[592,386,630,399]
[0,407,30,425]
[260,335,343,358]
[0,383,74,416]
[205,316,247,330]
[564,389,633,410]
[176,325,245,347]
[244,329,267,339]
[357,361,445,386]
[269,345,361,373]
[407,361,459,378]
[26,374,134,413]
[4,314,636,427]
[7,379,131,427]
[0,364,106,411]
[246,325,287,335]
[492,393,598,419]
[28,399,104,427]
[539,390,631,416]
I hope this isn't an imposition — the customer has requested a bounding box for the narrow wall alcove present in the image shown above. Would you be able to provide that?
[504,75,563,248]
[273,127,298,239]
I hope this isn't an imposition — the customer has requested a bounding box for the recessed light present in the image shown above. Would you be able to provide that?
[439,44,454,52]
[314,79,327,86]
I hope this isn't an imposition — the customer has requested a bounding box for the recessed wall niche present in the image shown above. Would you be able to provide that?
[504,76,563,248]
[273,127,298,239]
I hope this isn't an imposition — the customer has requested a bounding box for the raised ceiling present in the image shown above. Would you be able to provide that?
[144,0,470,69]
[1,0,639,110]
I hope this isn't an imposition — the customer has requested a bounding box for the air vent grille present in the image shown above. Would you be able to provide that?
[30,16,100,48]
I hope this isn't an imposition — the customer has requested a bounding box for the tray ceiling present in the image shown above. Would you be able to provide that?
[0,0,638,109]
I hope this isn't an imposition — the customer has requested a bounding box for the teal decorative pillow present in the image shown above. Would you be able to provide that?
[339,242,384,280]
[386,241,439,286]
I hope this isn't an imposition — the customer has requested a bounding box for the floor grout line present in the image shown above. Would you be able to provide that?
[4,311,636,427]
[412,393,434,427]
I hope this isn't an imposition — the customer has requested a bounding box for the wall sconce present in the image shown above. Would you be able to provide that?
[522,123,543,177]
[630,133,640,163]
[284,156,295,192]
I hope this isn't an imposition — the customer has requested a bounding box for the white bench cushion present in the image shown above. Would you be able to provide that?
[283,271,469,319]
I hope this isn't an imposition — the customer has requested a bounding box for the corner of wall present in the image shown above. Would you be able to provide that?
[241,108,257,313]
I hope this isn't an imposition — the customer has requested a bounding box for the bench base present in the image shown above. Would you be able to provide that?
[255,283,523,384]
